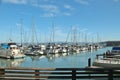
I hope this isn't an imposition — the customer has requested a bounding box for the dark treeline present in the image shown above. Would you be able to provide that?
[105,41,120,46]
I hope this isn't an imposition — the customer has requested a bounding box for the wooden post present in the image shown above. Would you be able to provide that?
[35,70,39,80]
[103,53,105,58]
[72,69,76,80]
[96,55,98,60]
[88,58,91,67]
[108,70,113,80]
[0,69,5,80]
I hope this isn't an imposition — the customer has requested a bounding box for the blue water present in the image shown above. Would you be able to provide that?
[0,47,112,68]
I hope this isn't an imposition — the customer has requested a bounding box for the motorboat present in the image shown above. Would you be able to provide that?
[93,47,120,68]
[0,42,25,59]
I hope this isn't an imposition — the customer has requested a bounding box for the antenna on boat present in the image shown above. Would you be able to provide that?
[9,25,13,43]
[9,38,12,42]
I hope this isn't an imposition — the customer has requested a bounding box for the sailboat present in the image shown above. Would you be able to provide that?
[25,17,45,55]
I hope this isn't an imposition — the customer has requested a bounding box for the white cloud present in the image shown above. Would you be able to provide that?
[2,0,73,17]
[43,0,49,2]
[32,3,73,17]
[113,0,119,2]
[75,0,89,5]
[63,12,71,16]
[64,4,74,10]
[31,3,61,17]
[41,13,56,17]
[39,5,59,14]
[79,28,88,33]
[2,0,28,4]
[44,0,56,3]
[54,27,68,41]
[32,4,60,14]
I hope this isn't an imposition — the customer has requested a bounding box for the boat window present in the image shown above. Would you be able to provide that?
[13,47,15,49]
[112,51,116,53]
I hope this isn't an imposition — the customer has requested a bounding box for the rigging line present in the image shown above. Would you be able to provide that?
[65,26,72,43]
[34,26,38,44]
[20,19,23,46]
[49,29,52,43]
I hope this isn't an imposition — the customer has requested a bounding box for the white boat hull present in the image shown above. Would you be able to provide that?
[11,54,26,59]
[93,59,120,68]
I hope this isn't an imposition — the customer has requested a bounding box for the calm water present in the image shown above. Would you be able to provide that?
[0,47,112,68]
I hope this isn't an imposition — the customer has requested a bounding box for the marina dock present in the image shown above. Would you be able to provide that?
[1,0,120,79]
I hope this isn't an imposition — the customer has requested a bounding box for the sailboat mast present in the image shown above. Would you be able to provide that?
[32,17,34,45]
[65,26,72,43]
[20,19,23,46]
[52,21,54,43]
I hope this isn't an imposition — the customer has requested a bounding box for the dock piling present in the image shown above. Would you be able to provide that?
[35,70,39,80]
[88,58,91,67]
[72,69,76,80]
[108,70,113,80]
[0,69,5,80]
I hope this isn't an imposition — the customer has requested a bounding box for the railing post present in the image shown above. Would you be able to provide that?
[108,69,113,80]
[72,69,76,80]
[88,58,91,67]
[35,70,39,80]
[0,69,5,80]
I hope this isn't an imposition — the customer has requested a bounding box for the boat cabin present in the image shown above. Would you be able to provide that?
[111,47,120,55]
[1,43,19,50]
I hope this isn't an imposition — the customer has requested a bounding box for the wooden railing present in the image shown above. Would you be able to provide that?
[0,67,120,80]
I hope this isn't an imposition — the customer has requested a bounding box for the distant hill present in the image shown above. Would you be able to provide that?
[105,41,120,46]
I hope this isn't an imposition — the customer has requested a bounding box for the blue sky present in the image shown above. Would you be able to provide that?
[0,0,120,43]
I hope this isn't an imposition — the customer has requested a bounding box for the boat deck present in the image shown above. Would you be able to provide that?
[0,55,10,59]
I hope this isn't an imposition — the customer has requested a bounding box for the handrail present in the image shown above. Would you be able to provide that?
[0,67,120,80]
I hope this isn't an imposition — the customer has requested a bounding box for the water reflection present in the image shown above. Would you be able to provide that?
[29,55,46,61]
[0,47,112,68]
[0,58,25,67]
[46,53,70,61]
[43,51,89,63]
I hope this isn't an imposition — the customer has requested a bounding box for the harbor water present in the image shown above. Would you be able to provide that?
[0,47,111,68]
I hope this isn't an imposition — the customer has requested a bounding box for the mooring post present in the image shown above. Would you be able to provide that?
[88,58,91,67]
[103,53,105,58]
[0,69,5,80]
[35,70,39,80]
[72,68,76,80]
[96,55,98,60]
[108,69,113,80]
